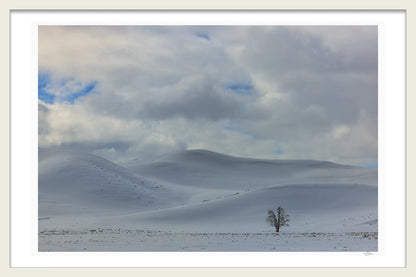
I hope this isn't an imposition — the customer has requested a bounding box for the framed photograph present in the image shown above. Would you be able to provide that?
[5,2,411,274]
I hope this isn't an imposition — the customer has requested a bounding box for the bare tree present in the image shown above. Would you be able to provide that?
[267,206,290,232]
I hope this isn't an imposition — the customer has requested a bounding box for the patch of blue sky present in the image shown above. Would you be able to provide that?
[196,33,210,40]
[63,81,97,104]
[38,73,55,104]
[225,83,254,95]
[38,72,97,104]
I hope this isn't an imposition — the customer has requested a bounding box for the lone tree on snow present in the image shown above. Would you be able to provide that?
[267,206,290,232]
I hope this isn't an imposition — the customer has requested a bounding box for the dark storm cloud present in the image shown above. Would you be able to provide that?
[239,26,377,137]
[80,75,247,121]
[139,78,245,121]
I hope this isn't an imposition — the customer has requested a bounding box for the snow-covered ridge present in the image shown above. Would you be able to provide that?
[129,148,347,166]
[125,149,377,189]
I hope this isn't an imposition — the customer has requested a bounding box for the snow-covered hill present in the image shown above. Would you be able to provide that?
[124,149,377,189]
[39,148,378,251]
[38,149,186,228]
[104,183,377,233]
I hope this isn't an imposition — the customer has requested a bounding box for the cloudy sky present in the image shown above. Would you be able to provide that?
[38,26,377,166]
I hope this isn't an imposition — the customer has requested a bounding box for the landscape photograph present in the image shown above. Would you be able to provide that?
[38,25,378,252]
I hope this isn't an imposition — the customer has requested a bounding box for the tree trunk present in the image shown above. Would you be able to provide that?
[276,215,280,232]
[275,217,280,232]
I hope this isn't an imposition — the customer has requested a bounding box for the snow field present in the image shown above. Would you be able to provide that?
[39,228,377,252]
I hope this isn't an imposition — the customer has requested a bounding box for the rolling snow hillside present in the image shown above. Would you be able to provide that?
[106,183,377,233]
[124,149,377,189]
[38,149,186,228]
[39,148,378,251]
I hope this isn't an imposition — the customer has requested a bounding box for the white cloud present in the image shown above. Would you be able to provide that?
[38,26,378,165]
